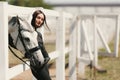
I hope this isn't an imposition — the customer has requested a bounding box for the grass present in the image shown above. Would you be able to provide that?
[85,56,120,80]
[85,40,120,80]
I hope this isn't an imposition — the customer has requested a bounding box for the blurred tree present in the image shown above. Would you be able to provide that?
[8,0,52,9]
[0,0,6,1]
[9,0,25,6]
[25,0,52,9]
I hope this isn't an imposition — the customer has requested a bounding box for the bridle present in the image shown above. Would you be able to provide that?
[9,16,42,73]
[14,16,41,58]
[9,16,43,74]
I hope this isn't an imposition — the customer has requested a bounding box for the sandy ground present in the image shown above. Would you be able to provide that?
[10,64,70,80]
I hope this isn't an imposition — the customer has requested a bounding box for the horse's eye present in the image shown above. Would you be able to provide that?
[24,37,30,42]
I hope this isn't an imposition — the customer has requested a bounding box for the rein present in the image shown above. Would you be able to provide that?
[9,46,37,74]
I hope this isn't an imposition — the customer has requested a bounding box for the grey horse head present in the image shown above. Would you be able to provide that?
[8,16,44,64]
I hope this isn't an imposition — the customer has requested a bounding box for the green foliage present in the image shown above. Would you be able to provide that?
[9,0,26,6]
[8,0,52,9]
[0,0,6,1]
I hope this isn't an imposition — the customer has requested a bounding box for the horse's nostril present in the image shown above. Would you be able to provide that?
[24,37,30,42]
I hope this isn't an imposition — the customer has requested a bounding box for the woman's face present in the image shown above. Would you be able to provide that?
[35,13,44,28]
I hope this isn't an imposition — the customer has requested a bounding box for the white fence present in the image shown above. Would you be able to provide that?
[77,14,120,76]
[0,2,120,80]
[0,2,75,80]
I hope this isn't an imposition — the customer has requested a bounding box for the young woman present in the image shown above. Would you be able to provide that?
[31,9,50,66]
[30,10,51,80]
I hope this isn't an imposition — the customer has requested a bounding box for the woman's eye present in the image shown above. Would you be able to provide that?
[24,37,30,42]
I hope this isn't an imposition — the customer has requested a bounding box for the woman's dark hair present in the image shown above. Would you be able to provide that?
[31,10,50,30]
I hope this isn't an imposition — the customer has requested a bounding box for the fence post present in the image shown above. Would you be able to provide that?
[56,12,65,80]
[93,16,98,66]
[77,18,86,78]
[0,2,9,80]
[69,17,77,80]
[114,15,120,57]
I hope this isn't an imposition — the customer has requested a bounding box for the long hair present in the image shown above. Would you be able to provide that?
[31,10,50,31]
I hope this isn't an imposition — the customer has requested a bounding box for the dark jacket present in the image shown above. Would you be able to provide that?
[37,31,49,58]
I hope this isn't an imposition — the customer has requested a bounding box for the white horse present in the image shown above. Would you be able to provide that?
[8,16,44,64]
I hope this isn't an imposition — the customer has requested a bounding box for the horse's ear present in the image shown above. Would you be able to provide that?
[16,15,21,25]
